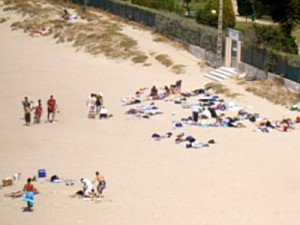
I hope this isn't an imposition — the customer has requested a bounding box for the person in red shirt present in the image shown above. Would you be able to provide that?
[47,95,58,123]
[34,99,43,124]
[23,178,38,212]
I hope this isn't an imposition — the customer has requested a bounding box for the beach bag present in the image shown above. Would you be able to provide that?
[186,136,196,143]
[51,175,59,182]
[249,115,256,122]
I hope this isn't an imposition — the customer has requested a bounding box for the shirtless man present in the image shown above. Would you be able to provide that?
[92,171,106,197]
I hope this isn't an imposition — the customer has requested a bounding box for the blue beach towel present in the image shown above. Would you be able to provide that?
[23,192,34,206]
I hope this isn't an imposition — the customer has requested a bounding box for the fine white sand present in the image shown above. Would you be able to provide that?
[1,5,300,225]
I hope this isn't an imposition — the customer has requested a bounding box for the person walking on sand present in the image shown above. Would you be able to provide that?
[22,96,30,121]
[24,102,32,126]
[34,99,43,124]
[23,178,38,212]
[47,95,58,123]
[92,171,106,197]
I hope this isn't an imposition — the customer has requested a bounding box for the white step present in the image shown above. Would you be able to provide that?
[204,67,237,82]
[204,73,223,82]
[219,67,238,75]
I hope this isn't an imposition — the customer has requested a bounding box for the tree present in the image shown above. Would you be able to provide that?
[182,0,192,16]
[257,0,300,37]
[252,25,298,54]
[237,0,253,16]
[196,0,236,29]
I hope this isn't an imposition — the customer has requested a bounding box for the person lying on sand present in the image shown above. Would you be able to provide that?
[4,189,39,198]
[69,189,99,199]
[29,27,48,37]
[62,9,72,20]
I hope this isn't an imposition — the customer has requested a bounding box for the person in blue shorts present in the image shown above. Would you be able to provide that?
[92,171,106,197]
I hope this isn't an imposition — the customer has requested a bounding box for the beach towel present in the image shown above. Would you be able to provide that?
[23,192,34,206]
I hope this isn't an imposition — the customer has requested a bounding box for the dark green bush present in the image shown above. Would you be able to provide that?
[132,0,175,11]
[237,0,253,16]
[254,25,298,54]
[196,0,235,29]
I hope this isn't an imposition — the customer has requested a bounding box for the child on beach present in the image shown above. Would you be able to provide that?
[34,99,42,124]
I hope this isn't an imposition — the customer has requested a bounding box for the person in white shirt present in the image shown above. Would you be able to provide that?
[81,178,93,196]
[99,106,108,119]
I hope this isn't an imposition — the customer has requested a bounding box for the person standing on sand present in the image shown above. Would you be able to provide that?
[47,95,58,123]
[23,178,38,212]
[22,96,30,121]
[24,102,32,126]
[92,171,106,197]
[34,99,42,124]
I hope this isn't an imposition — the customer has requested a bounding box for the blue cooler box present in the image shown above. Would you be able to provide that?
[38,169,46,178]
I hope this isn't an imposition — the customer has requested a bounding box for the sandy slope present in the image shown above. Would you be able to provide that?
[1,4,300,225]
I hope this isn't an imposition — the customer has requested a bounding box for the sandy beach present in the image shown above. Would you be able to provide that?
[1,2,300,225]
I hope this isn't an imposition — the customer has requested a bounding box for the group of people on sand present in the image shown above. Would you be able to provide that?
[86,92,112,119]
[149,80,182,100]
[121,80,182,105]
[4,171,106,212]
[70,171,106,199]
[28,9,76,38]
[22,95,59,126]
[121,81,300,134]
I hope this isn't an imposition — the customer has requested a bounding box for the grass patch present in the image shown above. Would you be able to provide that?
[205,82,242,99]
[171,64,185,74]
[5,0,147,61]
[234,21,254,32]
[0,18,7,23]
[131,54,148,64]
[155,54,173,67]
[243,79,300,107]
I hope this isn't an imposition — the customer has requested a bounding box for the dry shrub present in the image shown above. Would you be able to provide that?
[244,80,300,106]
[0,18,7,23]
[237,80,247,85]
[151,32,185,50]
[205,82,242,99]
[226,92,243,98]
[205,82,230,95]
[155,54,173,67]
[119,36,137,49]
[131,54,148,64]
[171,64,185,74]
[153,36,164,42]
[4,0,175,64]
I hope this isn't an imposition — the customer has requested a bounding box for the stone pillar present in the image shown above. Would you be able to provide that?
[237,41,242,64]
[225,37,232,67]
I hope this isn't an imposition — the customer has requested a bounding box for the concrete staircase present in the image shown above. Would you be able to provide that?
[204,67,238,82]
